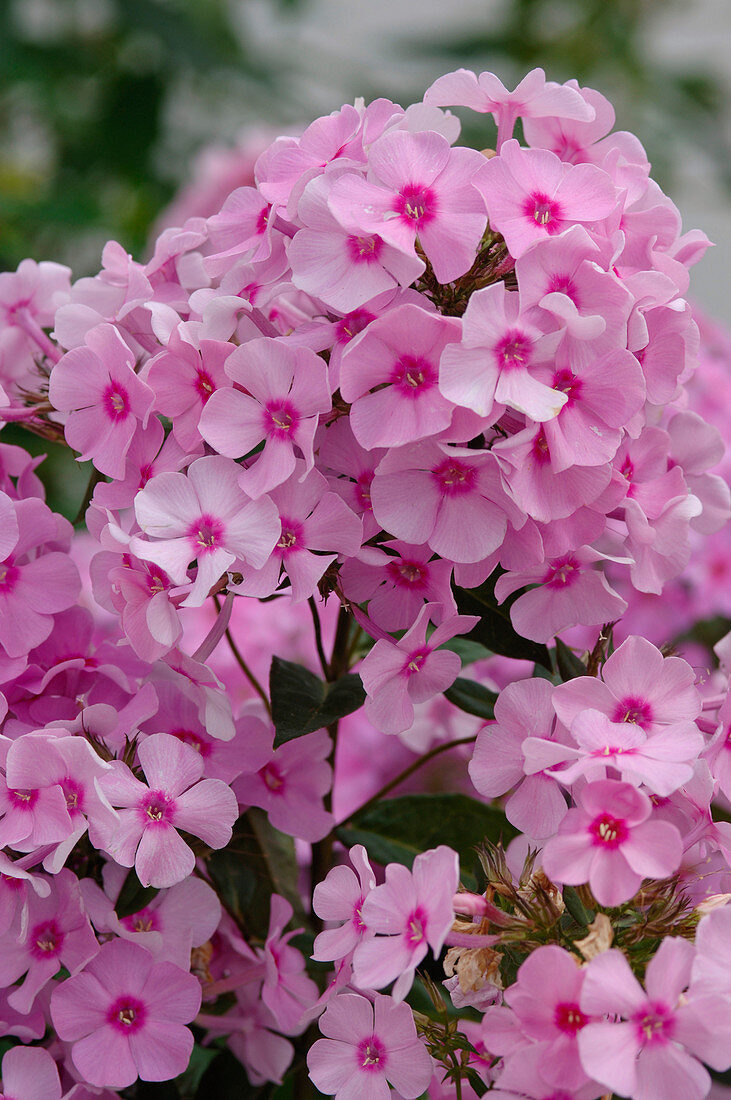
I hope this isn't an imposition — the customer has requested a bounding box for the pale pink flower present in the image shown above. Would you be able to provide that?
[129,454,281,606]
[50,938,201,1089]
[261,895,320,1034]
[313,844,376,963]
[143,328,233,450]
[579,941,731,1100]
[541,779,683,907]
[353,845,459,1000]
[48,323,155,478]
[0,1046,61,1100]
[98,732,238,888]
[308,991,433,1099]
[424,67,595,150]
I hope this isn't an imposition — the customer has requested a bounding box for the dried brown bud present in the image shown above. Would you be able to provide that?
[575,913,614,961]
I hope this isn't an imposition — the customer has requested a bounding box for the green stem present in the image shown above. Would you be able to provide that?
[338,735,477,827]
[308,597,329,679]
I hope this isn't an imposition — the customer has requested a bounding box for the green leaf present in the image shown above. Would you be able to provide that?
[555,638,587,682]
[270,657,365,747]
[454,576,552,670]
[115,868,159,919]
[206,809,307,940]
[443,677,497,720]
[337,793,515,887]
[440,636,491,665]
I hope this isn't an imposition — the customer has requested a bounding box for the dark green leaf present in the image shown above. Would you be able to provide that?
[454,577,552,670]
[337,793,515,887]
[195,1049,251,1099]
[555,638,587,682]
[270,657,365,746]
[206,809,307,940]
[443,677,497,720]
[115,868,159,920]
[439,637,491,665]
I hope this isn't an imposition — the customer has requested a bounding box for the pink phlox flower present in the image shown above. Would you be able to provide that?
[260,894,320,1034]
[0,441,45,501]
[0,1046,62,1100]
[256,104,366,212]
[288,173,425,311]
[359,604,477,735]
[50,937,201,1089]
[522,80,618,160]
[493,422,614,524]
[532,348,645,472]
[424,67,596,150]
[97,732,238,888]
[0,869,98,1014]
[48,323,155,479]
[340,539,456,632]
[53,241,153,351]
[317,418,386,540]
[0,750,73,853]
[328,129,488,283]
[204,185,276,275]
[439,281,565,422]
[339,303,461,448]
[352,845,459,1001]
[666,410,731,536]
[312,844,376,963]
[579,940,731,1100]
[691,905,731,999]
[552,635,702,736]
[158,648,235,742]
[0,850,50,937]
[490,1044,603,1099]
[92,418,193,515]
[230,464,362,603]
[523,708,704,797]
[4,730,119,873]
[633,302,698,405]
[324,285,429,389]
[469,677,569,839]
[371,441,524,565]
[0,495,81,660]
[500,945,598,1092]
[233,719,333,842]
[307,991,433,1099]
[474,140,616,260]
[705,692,731,802]
[199,980,295,1087]
[129,454,281,606]
[139,678,244,783]
[494,547,627,643]
[143,327,233,450]
[191,240,290,341]
[91,550,182,663]
[623,488,702,595]
[81,864,221,971]
[199,337,331,498]
[144,217,209,308]
[0,257,70,331]
[541,778,683,907]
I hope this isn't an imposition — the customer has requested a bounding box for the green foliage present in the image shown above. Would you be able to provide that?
[454,573,552,670]
[554,637,587,681]
[206,808,307,940]
[114,867,159,919]
[269,657,365,747]
[443,677,497,720]
[337,792,516,887]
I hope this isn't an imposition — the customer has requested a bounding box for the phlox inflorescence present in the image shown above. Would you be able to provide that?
[0,61,728,1100]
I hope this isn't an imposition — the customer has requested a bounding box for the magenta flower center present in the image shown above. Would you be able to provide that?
[108,994,147,1034]
[0,560,19,593]
[432,457,477,496]
[141,789,175,825]
[531,429,551,466]
[396,183,437,226]
[9,788,37,809]
[147,568,168,595]
[354,472,374,511]
[391,353,435,395]
[61,777,84,815]
[195,369,215,401]
[121,907,159,933]
[405,906,427,945]
[525,191,562,230]
[548,272,579,302]
[544,555,581,589]
[633,1001,674,1046]
[265,400,299,438]
[337,308,375,345]
[352,896,367,933]
[103,383,130,422]
[171,728,210,757]
[554,1001,588,1034]
[495,329,533,370]
[357,1034,388,1073]
[403,648,428,676]
[30,919,64,959]
[276,519,303,556]
[189,514,224,553]
[262,761,285,792]
[347,235,383,265]
[612,696,653,729]
[552,367,582,404]
[386,559,426,589]
[589,812,628,849]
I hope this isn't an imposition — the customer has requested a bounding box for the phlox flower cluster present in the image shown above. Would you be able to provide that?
[0,62,729,1099]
